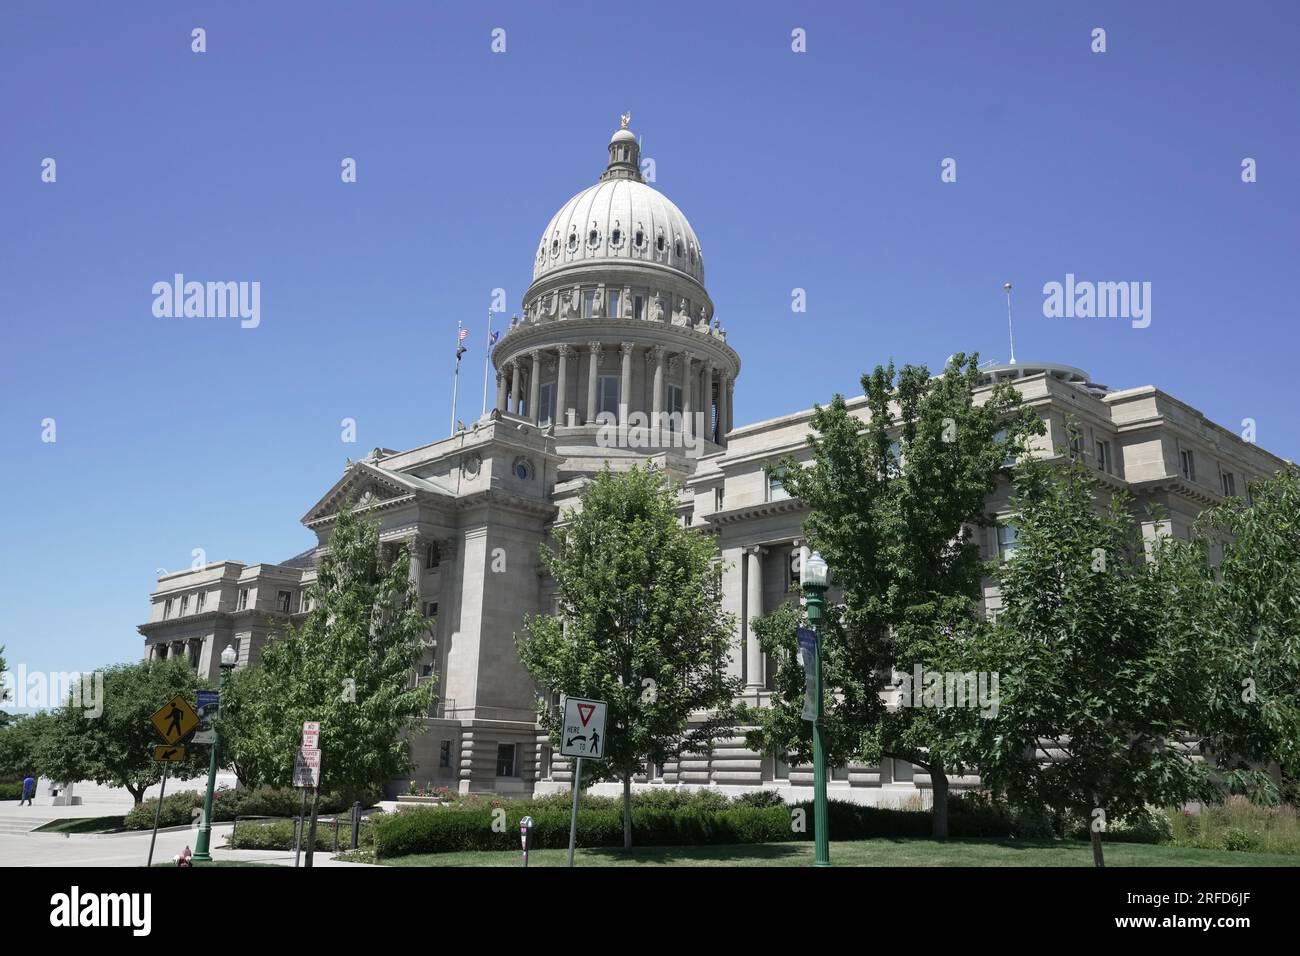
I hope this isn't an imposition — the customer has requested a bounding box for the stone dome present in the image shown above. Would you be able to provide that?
[530,126,705,288]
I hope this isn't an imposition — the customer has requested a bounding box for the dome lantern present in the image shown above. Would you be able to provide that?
[600,112,643,183]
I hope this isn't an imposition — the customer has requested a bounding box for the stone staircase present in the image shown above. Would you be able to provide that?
[0,815,56,835]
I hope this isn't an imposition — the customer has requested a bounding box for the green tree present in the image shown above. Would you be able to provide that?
[40,658,208,804]
[213,663,270,788]
[518,465,742,851]
[237,502,435,804]
[748,354,1041,838]
[1170,467,1300,799]
[975,447,1217,866]
[0,711,57,780]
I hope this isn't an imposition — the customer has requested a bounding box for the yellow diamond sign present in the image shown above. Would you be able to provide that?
[150,694,199,744]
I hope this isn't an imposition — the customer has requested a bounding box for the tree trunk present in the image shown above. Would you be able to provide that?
[622,773,633,852]
[930,760,950,840]
[1090,819,1106,867]
[130,785,144,805]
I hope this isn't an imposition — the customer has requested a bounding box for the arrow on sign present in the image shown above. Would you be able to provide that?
[577,703,595,726]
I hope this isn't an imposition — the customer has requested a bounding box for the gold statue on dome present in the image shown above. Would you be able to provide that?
[620,111,632,129]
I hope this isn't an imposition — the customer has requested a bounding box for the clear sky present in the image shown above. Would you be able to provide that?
[2,1,1297,690]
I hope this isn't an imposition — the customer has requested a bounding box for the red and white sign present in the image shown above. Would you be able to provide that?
[301,721,320,749]
[293,747,321,788]
[559,697,607,760]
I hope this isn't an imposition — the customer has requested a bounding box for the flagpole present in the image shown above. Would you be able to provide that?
[481,310,493,417]
[450,322,463,436]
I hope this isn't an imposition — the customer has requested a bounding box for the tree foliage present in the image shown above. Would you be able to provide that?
[228,503,435,802]
[517,465,742,848]
[747,354,1041,836]
[40,658,208,803]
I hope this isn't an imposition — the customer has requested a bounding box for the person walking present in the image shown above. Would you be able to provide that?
[20,773,36,806]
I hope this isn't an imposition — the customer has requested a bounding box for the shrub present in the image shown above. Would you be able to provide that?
[1219,827,1260,852]
[0,782,24,800]
[734,790,786,809]
[228,818,372,852]
[123,786,376,830]
[124,790,203,830]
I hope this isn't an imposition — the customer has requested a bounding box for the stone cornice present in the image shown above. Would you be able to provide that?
[707,497,806,526]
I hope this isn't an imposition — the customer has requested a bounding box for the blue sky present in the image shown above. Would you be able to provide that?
[2,1,1297,687]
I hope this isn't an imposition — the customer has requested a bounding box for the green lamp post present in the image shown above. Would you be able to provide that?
[800,550,831,867]
[192,643,237,862]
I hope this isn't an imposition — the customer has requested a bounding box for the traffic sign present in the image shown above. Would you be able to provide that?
[301,721,320,749]
[193,690,219,744]
[150,694,199,744]
[151,744,187,763]
[293,747,321,788]
[559,696,607,760]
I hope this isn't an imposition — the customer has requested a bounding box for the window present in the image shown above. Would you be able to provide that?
[887,438,904,475]
[1180,448,1196,482]
[892,758,915,783]
[236,588,248,611]
[300,591,311,613]
[633,295,644,319]
[997,520,1019,560]
[567,230,578,252]
[1069,432,1084,460]
[276,590,291,613]
[496,743,517,777]
[714,487,725,511]
[682,509,693,528]
[164,598,174,619]
[195,592,206,613]
[425,542,440,569]
[993,428,1016,467]
[598,375,620,416]
[666,384,682,434]
[1222,471,1236,497]
[423,601,438,619]
[768,466,789,501]
[773,752,790,781]
[538,382,556,426]
[180,595,190,616]
[439,740,452,769]
[188,641,200,668]
[420,663,434,679]
[583,290,597,317]
[656,234,665,253]
[1094,439,1111,474]
[607,290,621,318]
[610,228,622,247]
[634,229,644,249]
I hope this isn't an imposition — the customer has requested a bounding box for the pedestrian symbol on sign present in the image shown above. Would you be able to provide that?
[559,696,607,760]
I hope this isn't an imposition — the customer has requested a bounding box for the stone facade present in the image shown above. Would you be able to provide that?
[140,122,1292,804]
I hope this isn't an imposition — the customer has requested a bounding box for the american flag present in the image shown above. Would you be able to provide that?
[458,326,469,342]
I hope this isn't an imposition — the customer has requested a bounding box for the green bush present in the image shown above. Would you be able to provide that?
[228,817,373,851]
[1062,806,1172,845]
[1167,798,1300,855]
[1219,827,1260,852]
[124,786,375,830]
[0,782,23,800]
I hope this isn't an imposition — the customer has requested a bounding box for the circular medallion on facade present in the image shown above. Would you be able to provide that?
[463,453,482,479]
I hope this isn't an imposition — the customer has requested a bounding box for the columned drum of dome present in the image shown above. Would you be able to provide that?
[492,120,740,467]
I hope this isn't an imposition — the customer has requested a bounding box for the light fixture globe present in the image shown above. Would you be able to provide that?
[801,551,829,590]
[220,644,237,668]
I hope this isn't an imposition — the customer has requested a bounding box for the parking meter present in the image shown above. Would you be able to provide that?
[520,815,534,867]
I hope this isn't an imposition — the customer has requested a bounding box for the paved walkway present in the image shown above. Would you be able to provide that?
[0,801,373,867]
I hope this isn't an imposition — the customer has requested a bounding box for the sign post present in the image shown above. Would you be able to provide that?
[293,721,322,868]
[559,696,607,867]
[145,694,200,867]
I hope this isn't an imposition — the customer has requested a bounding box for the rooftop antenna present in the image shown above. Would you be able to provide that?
[1003,281,1017,365]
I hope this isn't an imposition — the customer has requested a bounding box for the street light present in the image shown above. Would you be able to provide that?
[800,550,831,867]
[193,644,237,862]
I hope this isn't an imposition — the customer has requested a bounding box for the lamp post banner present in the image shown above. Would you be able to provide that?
[797,627,818,722]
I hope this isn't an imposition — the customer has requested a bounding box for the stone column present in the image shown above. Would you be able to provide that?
[585,342,602,424]
[556,345,570,427]
[717,372,729,446]
[681,350,694,442]
[509,361,521,415]
[745,546,765,688]
[495,369,507,413]
[529,350,541,425]
[620,342,634,427]
[703,362,716,443]
[726,378,735,434]
[651,345,665,444]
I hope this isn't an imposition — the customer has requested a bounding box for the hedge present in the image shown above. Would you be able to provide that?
[124,786,374,830]
[228,818,373,852]
[370,797,1014,858]
[0,782,23,800]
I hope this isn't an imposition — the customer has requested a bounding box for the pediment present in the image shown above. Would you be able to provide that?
[301,460,447,527]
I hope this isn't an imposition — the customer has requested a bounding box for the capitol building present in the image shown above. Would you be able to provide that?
[138,119,1290,804]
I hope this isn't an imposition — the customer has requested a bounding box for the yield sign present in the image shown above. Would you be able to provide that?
[559,696,607,760]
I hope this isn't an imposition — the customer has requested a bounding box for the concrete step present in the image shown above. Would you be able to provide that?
[0,817,56,834]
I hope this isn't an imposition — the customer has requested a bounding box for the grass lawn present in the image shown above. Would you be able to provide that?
[375,837,1298,867]
[33,815,128,834]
